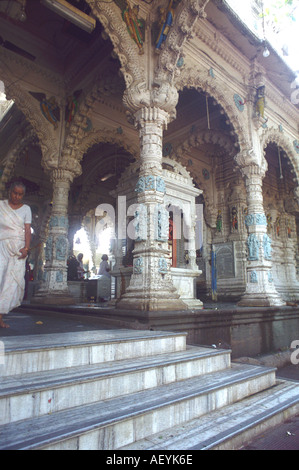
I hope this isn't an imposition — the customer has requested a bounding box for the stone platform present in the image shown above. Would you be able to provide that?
[13,301,299,359]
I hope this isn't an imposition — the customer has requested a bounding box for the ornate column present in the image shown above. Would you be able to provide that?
[117,106,187,311]
[237,158,285,306]
[32,169,75,304]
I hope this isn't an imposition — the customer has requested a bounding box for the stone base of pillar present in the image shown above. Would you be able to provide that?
[238,261,286,307]
[116,289,188,312]
[181,299,203,310]
[238,292,285,307]
[31,290,74,306]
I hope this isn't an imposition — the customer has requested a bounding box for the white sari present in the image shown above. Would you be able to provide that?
[0,200,28,314]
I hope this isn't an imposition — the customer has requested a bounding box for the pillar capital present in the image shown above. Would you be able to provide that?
[50,167,77,184]
[134,107,169,130]
[123,81,178,123]
[234,149,267,181]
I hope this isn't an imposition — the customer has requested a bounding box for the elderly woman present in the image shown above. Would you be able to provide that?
[98,254,110,277]
[0,181,32,328]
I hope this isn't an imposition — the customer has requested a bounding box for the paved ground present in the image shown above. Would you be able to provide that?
[241,414,299,450]
[241,364,299,450]
[0,305,298,450]
[0,305,117,336]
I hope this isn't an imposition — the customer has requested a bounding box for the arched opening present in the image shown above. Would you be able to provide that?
[165,87,245,302]
[67,141,135,302]
[263,141,299,300]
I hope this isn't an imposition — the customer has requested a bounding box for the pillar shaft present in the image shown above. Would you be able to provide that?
[32,169,74,304]
[117,107,187,311]
[238,162,285,306]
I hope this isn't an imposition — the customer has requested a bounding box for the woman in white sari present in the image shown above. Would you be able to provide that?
[0,181,31,328]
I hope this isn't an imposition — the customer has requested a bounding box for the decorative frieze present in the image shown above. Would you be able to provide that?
[45,236,53,262]
[245,213,267,227]
[135,176,166,194]
[55,236,68,261]
[49,215,68,229]
[56,271,63,283]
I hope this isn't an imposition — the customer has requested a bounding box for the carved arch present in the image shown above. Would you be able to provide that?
[0,127,40,196]
[60,70,126,173]
[0,73,59,168]
[87,0,145,88]
[78,128,139,162]
[175,129,237,159]
[162,156,194,183]
[175,69,249,154]
[261,127,299,186]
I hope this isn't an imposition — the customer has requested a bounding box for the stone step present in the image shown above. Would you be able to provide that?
[0,346,230,425]
[121,380,299,451]
[0,330,187,377]
[0,363,276,450]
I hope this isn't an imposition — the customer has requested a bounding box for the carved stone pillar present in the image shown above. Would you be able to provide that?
[237,160,285,306]
[32,169,75,304]
[117,107,187,311]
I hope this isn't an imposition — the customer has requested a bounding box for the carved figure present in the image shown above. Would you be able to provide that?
[275,216,280,237]
[287,219,292,238]
[45,236,53,261]
[158,257,168,274]
[255,85,266,120]
[65,90,81,126]
[156,205,169,241]
[29,92,60,129]
[247,234,259,261]
[120,0,144,54]
[133,257,143,274]
[156,0,175,50]
[263,234,272,260]
[267,214,272,234]
[231,207,238,231]
[134,204,147,241]
[216,210,222,233]
[56,236,67,260]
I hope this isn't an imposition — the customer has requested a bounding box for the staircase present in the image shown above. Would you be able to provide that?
[0,329,298,450]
